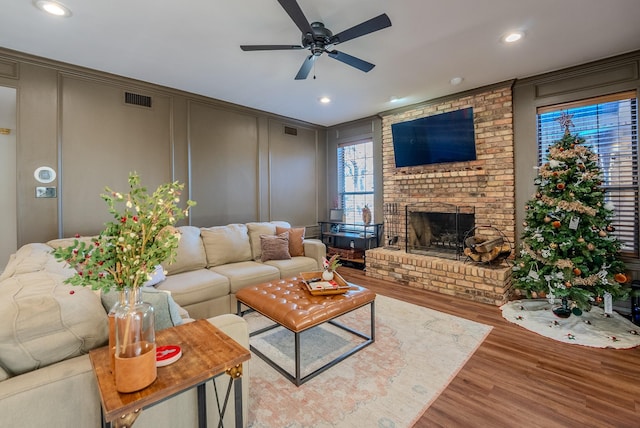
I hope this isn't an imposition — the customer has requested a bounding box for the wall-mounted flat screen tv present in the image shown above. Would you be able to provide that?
[391,107,476,167]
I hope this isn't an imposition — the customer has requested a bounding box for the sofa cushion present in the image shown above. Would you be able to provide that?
[201,224,252,267]
[270,220,291,229]
[0,270,108,376]
[246,222,277,261]
[100,288,183,331]
[260,233,291,262]
[264,256,319,279]
[157,269,230,308]
[276,226,306,257]
[211,261,280,294]
[161,225,207,275]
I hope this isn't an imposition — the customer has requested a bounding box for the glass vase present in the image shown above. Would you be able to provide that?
[107,291,127,374]
[114,287,157,393]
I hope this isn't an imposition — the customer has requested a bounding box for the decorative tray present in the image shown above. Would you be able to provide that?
[300,271,351,296]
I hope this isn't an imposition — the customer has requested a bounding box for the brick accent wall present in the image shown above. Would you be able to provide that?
[367,85,515,305]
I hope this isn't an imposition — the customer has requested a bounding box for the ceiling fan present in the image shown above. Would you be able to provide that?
[240,0,391,80]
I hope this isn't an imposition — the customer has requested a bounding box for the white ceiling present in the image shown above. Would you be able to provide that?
[2,0,640,127]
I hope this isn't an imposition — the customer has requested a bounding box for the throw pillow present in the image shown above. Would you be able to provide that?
[143,264,166,287]
[260,233,291,262]
[100,288,183,331]
[275,226,306,257]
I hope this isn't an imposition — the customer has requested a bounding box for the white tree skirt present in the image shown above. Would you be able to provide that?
[501,299,640,349]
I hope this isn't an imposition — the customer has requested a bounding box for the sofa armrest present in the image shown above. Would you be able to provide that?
[0,315,251,428]
[303,239,326,270]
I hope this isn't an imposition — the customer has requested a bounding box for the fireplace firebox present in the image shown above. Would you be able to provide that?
[405,203,475,259]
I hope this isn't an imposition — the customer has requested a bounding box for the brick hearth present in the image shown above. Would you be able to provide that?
[366,248,512,305]
[372,84,515,305]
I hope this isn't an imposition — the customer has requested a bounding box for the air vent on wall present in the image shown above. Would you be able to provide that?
[284,126,298,136]
[124,91,152,108]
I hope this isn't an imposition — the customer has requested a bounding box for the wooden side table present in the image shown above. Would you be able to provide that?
[89,319,250,428]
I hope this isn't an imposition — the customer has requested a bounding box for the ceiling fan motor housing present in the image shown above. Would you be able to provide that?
[303,22,333,55]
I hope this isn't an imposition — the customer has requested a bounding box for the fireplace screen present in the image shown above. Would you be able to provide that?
[405,203,474,259]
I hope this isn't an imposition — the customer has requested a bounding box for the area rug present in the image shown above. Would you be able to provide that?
[245,295,492,428]
[501,299,640,349]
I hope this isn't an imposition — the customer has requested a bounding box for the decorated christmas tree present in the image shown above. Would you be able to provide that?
[512,112,629,311]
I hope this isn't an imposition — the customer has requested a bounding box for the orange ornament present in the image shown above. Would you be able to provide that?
[573,268,582,276]
[556,183,565,190]
[614,273,628,283]
[552,221,561,228]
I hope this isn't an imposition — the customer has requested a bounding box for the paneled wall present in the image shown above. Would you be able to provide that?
[0,48,326,249]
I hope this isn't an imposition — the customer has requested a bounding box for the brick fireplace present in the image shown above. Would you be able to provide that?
[366,84,515,305]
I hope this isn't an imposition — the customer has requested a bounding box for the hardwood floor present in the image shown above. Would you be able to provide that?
[337,266,640,428]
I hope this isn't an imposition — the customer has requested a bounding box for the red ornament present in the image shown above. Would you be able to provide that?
[556,183,565,190]
[69,290,75,295]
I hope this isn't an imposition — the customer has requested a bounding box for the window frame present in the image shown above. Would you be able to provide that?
[536,90,639,258]
[337,140,374,228]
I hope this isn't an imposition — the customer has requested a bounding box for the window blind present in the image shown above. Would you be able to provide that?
[537,92,638,256]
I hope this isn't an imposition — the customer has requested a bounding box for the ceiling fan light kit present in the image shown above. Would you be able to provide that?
[240,0,391,80]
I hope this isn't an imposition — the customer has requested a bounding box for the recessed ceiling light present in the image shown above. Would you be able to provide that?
[34,0,72,17]
[449,77,464,86]
[319,96,331,104]
[502,31,524,43]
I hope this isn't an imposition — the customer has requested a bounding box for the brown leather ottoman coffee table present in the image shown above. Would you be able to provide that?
[236,277,376,386]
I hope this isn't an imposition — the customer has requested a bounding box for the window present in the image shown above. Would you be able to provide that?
[537,91,638,257]
[338,141,374,225]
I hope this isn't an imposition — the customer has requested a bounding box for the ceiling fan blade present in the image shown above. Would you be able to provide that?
[295,55,317,80]
[278,0,314,35]
[240,45,304,51]
[330,13,392,45]
[328,50,375,72]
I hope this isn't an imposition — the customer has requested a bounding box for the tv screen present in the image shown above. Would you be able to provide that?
[391,107,476,167]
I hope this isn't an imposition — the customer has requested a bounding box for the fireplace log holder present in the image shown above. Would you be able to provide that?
[463,225,512,265]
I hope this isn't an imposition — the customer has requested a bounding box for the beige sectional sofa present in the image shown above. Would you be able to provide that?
[0,220,325,428]
[151,221,325,319]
